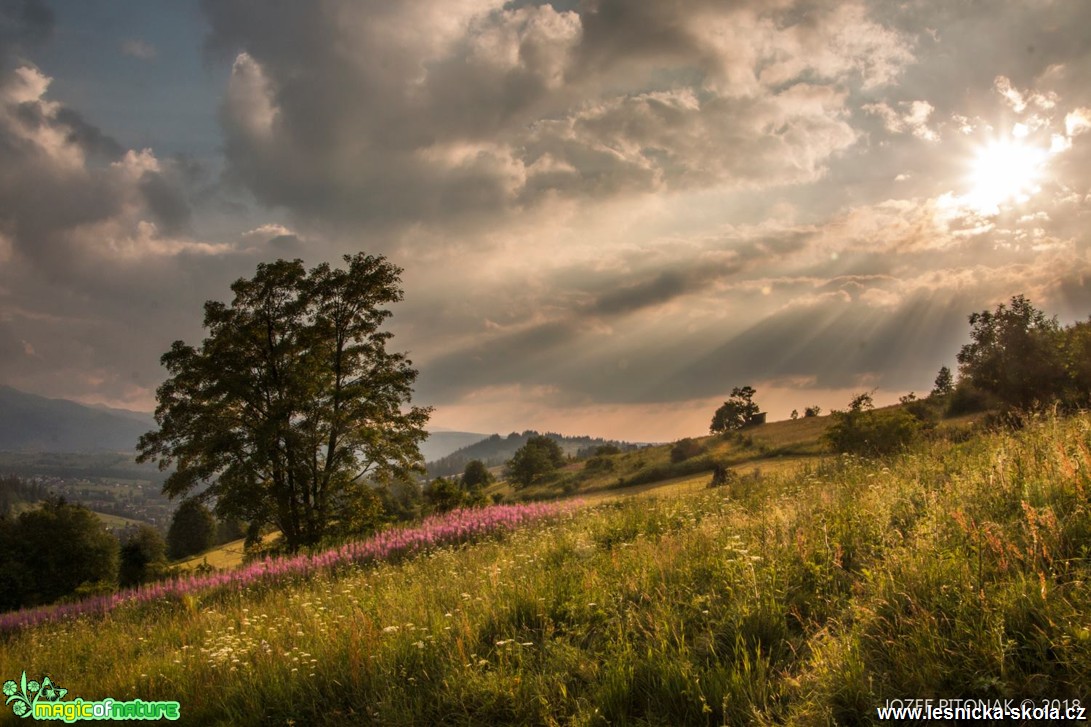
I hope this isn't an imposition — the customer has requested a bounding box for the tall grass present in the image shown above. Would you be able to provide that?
[0,502,569,633]
[1,414,1089,724]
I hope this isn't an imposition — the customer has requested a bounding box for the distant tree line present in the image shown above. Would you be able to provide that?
[0,474,48,516]
[427,431,634,478]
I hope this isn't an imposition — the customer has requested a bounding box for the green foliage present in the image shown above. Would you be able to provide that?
[583,455,615,473]
[326,485,385,542]
[956,295,1067,411]
[710,386,761,433]
[670,437,705,463]
[0,475,46,517]
[376,480,423,523]
[423,478,465,514]
[0,497,118,609]
[119,525,169,587]
[931,365,954,397]
[137,254,431,553]
[505,435,565,488]
[946,380,997,416]
[167,499,216,560]
[848,391,874,412]
[825,394,921,457]
[461,460,494,491]
[215,518,246,546]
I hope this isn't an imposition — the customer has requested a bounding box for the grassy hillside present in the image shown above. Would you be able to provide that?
[499,413,832,501]
[1,413,1088,724]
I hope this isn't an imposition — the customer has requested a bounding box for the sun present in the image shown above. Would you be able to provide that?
[963,138,1048,215]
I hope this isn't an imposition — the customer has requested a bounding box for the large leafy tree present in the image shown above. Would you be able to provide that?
[710,386,761,434]
[956,295,1066,410]
[138,254,431,552]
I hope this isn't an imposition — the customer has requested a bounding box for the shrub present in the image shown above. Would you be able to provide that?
[670,437,705,463]
[825,403,921,457]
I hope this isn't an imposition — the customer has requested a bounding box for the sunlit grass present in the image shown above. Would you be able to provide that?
[2,413,1089,724]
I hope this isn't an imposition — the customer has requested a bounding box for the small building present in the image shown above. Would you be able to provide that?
[744,412,767,427]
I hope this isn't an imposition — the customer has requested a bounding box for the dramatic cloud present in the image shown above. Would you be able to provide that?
[0,58,288,407]
[2,0,1091,440]
[204,0,911,229]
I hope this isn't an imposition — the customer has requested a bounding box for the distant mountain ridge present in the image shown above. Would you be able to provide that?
[0,385,488,462]
[418,430,490,463]
[0,386,154,453]
[426,431,646,477]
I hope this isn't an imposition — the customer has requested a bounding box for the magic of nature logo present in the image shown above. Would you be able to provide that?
[3,672,180,721]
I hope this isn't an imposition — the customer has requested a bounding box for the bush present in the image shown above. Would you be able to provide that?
[946,381,997,416]
[825,406,921,457]
[584,455,615,473]
[424,477,467,514]
[670,438,705,463]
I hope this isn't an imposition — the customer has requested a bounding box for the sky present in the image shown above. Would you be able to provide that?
[1,0,1090,442]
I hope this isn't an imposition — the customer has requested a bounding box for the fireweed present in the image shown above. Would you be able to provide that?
[0,502,573,633]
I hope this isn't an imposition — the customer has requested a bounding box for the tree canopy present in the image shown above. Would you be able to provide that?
[710,386,761,433]
[138,253,431,552]
[167,498,217,560]
[120,525,168,587]
[931,366,954,397]
[956,295,1066,411]
[506,436,565,488]
[461,460,494,491]
[0,497,119,610]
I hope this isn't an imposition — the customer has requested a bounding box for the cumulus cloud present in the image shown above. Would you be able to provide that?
[863,100,938,141]
[203,0,913,231]
[0,60,267,407]
[6,0,1091,438]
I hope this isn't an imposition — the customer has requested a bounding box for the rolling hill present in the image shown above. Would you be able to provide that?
[426,430,647,477]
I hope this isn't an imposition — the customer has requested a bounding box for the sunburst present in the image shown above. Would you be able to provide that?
[963,138,1048,215]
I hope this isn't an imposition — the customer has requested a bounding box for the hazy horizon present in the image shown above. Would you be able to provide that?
[2,1,1090,441]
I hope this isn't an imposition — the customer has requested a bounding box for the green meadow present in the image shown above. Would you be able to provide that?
[3,412,1090,725]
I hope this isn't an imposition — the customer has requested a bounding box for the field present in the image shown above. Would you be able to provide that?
[1,412,1089,724]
